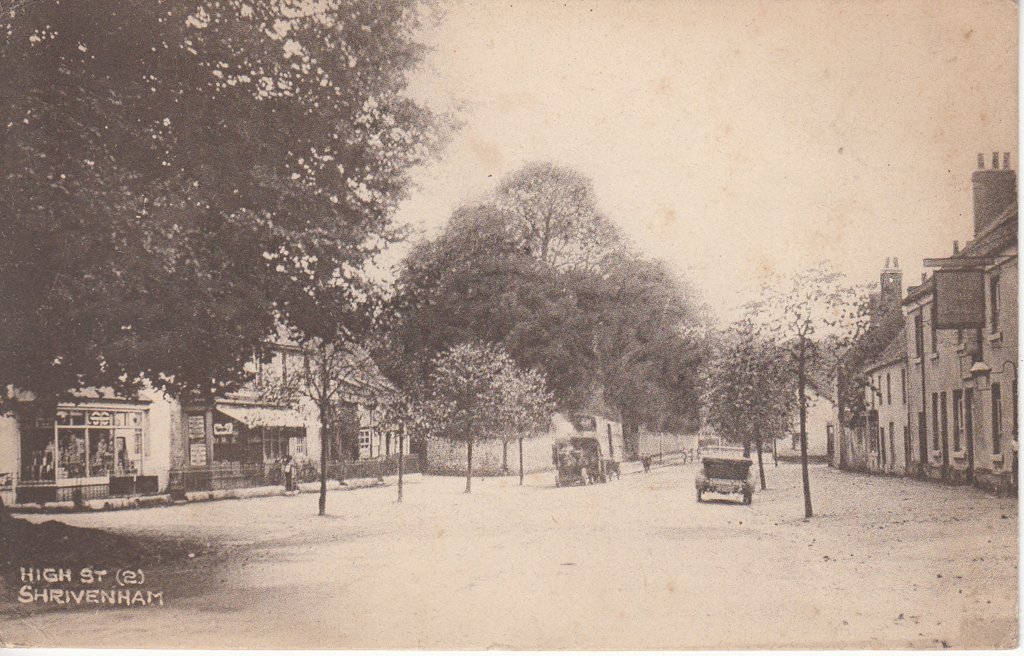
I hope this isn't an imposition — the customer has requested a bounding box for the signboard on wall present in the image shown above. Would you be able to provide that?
[213,421,234,436]
[187,414,206,443]
[933,269,985,329]
[88,411,112,426]
[189,442,208,466]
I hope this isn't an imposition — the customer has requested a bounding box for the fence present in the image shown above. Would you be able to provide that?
[170,455,422,496]
[14,475,159,505]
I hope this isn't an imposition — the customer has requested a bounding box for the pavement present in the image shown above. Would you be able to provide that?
[0,460,1017,649]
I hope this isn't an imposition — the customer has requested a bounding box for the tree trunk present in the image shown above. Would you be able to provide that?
[319,402,329,517]
[755,430,767,490]
[397,430,404,503]
[502,440,508,475]
[465,438,473,493]
[518,436,525,486]
[772,435,778,467]
[798,336,813,518]
[743,435,751,458]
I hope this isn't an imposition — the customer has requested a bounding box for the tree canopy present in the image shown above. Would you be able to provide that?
[0,0,443,407]
[378,163,708,438]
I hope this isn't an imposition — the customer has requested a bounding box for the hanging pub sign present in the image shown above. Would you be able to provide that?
[933,269,985,329]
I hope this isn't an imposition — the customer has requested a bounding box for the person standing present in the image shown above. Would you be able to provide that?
[283,455,296,493]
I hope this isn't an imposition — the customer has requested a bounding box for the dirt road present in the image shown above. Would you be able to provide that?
[1,461,1017,649]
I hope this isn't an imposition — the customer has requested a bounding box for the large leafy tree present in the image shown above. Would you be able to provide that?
[492,162,623,272]
[0,0,442,408]
[380,165,708,440]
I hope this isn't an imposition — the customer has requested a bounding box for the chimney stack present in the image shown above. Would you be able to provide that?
[972,151,1017,237]
[953,240,959,254]
[879,256,903,311]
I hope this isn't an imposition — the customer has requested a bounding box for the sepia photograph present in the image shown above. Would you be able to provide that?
[0,0,1018,651]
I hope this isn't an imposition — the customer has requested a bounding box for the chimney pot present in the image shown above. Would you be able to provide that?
[885,257,890,268]
[1004,152,1011,170]
[978,153,986,169]
[893,257,899,267]
[953,240,960,254]
[993,152,1000,169]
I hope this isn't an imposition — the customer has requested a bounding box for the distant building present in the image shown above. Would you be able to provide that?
[778,385,834,462]
[832,259,909,475]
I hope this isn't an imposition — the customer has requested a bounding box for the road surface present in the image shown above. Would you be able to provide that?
[1,460,1017,649]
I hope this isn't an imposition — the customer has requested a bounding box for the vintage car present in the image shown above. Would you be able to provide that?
[695,450,755,504]
[552,437,611,486]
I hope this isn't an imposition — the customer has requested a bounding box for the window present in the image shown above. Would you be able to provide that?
[889,422,896,464]
[293,435,306,456]
[1013,379,1018,439]
[880,427,886,464]
[992,383,1002,454]
[900,368,907,404]
[989,276,1000,332]
[886,373,892,405]
[965,388,974,449]
[940,392,948,454]
[930,304,938,353]
[914,314,925,358]
[952,390,963,452]
[52,409,146,479]
[932,393,940,450]
[957,328,964,345]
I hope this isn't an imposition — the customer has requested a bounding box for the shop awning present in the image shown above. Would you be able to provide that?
[215,404,306,429]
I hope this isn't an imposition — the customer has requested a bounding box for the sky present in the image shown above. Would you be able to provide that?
[389,0,1018,321]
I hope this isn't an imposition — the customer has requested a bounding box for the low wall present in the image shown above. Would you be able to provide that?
[637,431,696,458]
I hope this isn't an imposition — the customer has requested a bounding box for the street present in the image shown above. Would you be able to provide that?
[1,460,1018,650]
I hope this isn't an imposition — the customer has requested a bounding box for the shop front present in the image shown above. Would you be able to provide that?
[17,402,158,503]
[170,402,308,494]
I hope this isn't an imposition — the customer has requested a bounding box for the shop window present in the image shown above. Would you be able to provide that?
[294,435,307,456]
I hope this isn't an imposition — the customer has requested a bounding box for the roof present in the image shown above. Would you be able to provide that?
[863,325,907,374]
[216,403,306,429]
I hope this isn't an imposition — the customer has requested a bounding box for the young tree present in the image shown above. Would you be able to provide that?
[493,367,555,486]
[748,265,868,518]
[422,343,517,493]
[257,334,385,516]
[702,320,795,490]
